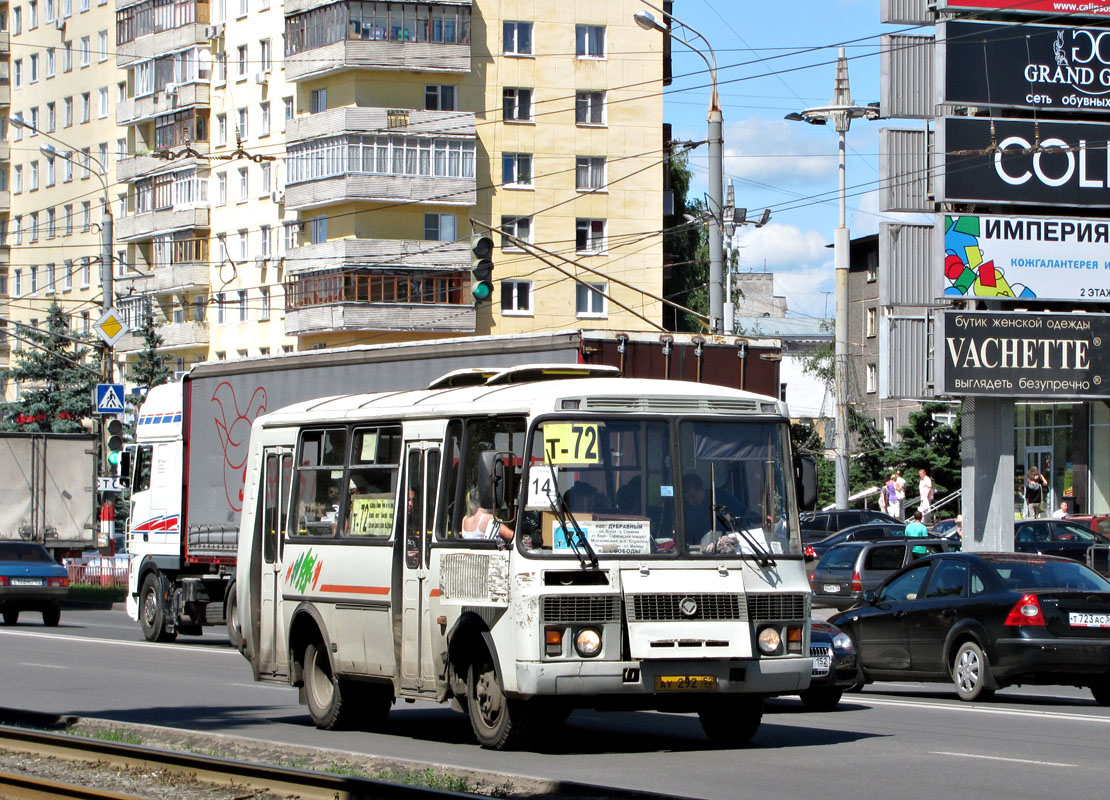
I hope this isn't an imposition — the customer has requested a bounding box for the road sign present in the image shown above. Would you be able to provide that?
[95,384,126,414]
[93,309,130,346]
[97,477,124,493]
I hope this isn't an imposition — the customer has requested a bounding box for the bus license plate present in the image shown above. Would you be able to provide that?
[1069,612,1110,628]
[654,675,717,691]
[10,578,42,586]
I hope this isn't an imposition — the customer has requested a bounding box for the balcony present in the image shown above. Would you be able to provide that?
[118,83,210,126]
[144,262,210,294]
[284,267,475,335]
[0,141,8,161]
[117,207,209,241]
[0,245,9,267]
[0,31,9,55]
[116,320,209,352]
[284,0,471,81]
[0,190,9,213]
[286,237,469,273]
[117,144,209,182]
[116,24,209,66]
[0,83,9,106]
[286,107,475,143]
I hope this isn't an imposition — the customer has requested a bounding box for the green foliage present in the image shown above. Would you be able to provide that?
[67,585,127,603]
[663,150,709,332]
[66,726,143,745]
[0,301,101,432]
[376,768,475,793]
[128,310,172,393]
[890,402,962,506]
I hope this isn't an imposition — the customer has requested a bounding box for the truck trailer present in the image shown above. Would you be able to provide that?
[124,329,782,643]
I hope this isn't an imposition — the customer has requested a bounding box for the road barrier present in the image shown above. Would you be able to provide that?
[64,555,130,587]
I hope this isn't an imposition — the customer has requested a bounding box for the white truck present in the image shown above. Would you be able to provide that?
[0,432,97,558]
[125,330,782,643]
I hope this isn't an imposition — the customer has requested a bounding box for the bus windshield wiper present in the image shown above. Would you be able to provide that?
[714,507,776,568]
[545,474,599,570]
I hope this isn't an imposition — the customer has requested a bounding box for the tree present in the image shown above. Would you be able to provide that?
[128,309,172,392]
[1,301,101,432]
[663,149,709,332]
[890,403,962,513]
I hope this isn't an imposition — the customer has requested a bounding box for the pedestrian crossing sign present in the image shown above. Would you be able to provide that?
[95,384,126,414]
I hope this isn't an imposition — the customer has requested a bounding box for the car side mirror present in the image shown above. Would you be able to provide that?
[863,589,878,604]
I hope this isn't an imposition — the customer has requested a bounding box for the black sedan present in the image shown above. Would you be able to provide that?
[830,552,1110,703]
[804,522,907,562]
[800,619,858,710]
[1014,519,1109,562]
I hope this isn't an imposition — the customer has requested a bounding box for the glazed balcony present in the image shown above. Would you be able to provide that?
[0,189,9,214]
[117,83,210,126]
[116,0,210,66]
[118,207,209,241]
[284,0,471,81]
[0,81,9,107]
[286,237,469,273]
[0,141,9,161]
[0,31,9,55]
[283,267,475,335]
[117,142,209,183]
[115,319,209,352]
[0,245,9,267]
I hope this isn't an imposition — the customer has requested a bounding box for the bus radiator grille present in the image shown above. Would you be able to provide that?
[627,593,745,622]
[541,595,621,624]
[747,593,808,622]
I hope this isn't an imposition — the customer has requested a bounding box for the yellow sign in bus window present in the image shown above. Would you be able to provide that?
[543,423,601,465]
[348,495,395,538]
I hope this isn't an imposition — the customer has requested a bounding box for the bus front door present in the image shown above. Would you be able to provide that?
[259,447,292,678]
[399,443,440,694]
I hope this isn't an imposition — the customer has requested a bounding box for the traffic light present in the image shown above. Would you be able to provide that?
[471,232,495,305]
[104,417,124,467]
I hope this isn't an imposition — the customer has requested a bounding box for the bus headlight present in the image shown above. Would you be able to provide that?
[575,628,602,657]
[757,626,782,655]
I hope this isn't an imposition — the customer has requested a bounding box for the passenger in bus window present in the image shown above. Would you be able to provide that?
[461,488,513,542]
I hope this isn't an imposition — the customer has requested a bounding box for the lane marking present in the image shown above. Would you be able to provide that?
[230,683,296,692]
[19,663,68,670]
[863,696,1110,724]
[932,751,1076,768]
[0,629,238,655]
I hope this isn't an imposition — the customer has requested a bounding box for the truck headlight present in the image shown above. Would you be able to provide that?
[575,627,602,657]
[757,626,782,655]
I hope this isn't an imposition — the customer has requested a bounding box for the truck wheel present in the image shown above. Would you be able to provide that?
[41,607,61,627]
[304,641,356,730]
[2,610,18,625]
[140,573,177,643]
[467,656,536,750]
[226,583,242,651]
[698,697,763,747]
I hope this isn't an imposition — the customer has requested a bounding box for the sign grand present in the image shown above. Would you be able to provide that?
[939,312,1110,398]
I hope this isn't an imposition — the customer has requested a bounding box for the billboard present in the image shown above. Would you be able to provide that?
[943,21,1110,113]
[942,116,1110,207]
[938,311,1110,398]
[938,0,1110,17]
[941,214,1110,302]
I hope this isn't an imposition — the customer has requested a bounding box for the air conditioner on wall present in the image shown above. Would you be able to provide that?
[270,190,284,204]
[254,72,268,86]
[205,23,224,39]
[163,83,177,97]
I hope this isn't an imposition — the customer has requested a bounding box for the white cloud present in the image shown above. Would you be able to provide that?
[732,222,830,271]
[720,117,835,186]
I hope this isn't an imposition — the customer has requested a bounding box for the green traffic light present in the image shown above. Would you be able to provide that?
[107,451,121,466]
[472,282,493,302]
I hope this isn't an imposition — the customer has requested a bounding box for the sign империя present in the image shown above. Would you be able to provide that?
[943,21,1110,113]
[941,214,1110,302]
[938,311,1110,398]
[937,0,1110,16]
[942,116,1110,207]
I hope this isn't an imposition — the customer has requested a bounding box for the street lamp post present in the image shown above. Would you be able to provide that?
[634,2,725,333]
[785,48,878,510]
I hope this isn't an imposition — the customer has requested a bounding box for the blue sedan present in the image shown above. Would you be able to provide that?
[0,542,69,626]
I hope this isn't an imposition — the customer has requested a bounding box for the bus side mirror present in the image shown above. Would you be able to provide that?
[796,454,818,512]
[477,450,515,520]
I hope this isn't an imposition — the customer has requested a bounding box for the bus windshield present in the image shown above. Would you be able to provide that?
[519,417,801,558]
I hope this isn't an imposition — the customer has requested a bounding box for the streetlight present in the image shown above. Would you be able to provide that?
[634,2,726,333]
[785,48,879,511]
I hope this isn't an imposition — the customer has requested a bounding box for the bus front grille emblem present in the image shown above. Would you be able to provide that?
[679,597,699,619]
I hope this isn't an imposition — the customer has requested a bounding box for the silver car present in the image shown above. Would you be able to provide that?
[811,539,951,610]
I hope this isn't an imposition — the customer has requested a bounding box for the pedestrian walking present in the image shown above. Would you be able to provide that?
[1025,466,1049,519]
[885,474,902,520]
[905,510,929,556]
[918,468,934,521]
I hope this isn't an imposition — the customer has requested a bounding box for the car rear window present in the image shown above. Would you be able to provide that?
[865,544,906,571]
[0,543,55,562]
[819,545,859,571]
[989,559,1110,591]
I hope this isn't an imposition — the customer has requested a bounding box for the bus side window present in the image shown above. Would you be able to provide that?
[445,417,525,541]
[291,428,347,538]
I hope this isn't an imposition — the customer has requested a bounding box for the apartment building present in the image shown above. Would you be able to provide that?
[6,0,667,384]
[5,0,121,392]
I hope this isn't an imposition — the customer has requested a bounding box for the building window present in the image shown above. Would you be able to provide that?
[238,229,248,260]
[310,88,326,113]
[29,0,38,28]
[503,88,532,122]
[425,85,455,111]
[575,156,605,190]
[97,30,107,61]
[45,157,55,187]
[46,102,56,132]
[503,21,532,55]
[259,287,271,320]
[64,205,73,235]
[63,259,73,290]
[283,222,299,251]
[81,256,91,287]
[260,162,271,194]
[64,40,72,72]
[30,53,39,83]
[866,250,878,282]
[500,215,531,248]
[13,8,21,34]
[310,216,326,244]
[81,92,90,123]
[260,102,270,136]
[12,165,21,194]
[575,91,604,125]
[575,219,606,253]
[238,289,248,321]
[98,87,108,118]
[502,152,532,187]
[883,416,895,444]
[13,270,21,297]
[501,280,531,315]
[237,167,248,202]
[259,39,271,72]
[866,307,877,338]
[237,107,248,138]
[424,213,455,241]
[866,363,877,394]
[46,48,55,78]
[81,201,91,232]
[29,161,39,191]
[64,97,73,127]
[13,59,22,88]
[283,97,294,129]
[576,282,607,317]
[216,292,226,324]
[575,25,605,58]
[30,265,38,294]
[237,44,247,78]
[216,172,227,205]
[80,35,90,67]
[216,113,227,147]
[260,225,271,256]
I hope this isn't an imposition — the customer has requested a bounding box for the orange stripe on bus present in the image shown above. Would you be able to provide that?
[319,584,390,595]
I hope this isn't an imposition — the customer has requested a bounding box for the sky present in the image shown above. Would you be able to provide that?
[658,0,905,320]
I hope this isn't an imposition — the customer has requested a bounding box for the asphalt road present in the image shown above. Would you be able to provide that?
[4,608,1110,799]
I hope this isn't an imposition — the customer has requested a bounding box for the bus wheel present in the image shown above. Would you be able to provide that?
[140,573,177,643]
[225,584,242,651]
[467,657,535,750]
[698,696,763,747]
[304,641,354,730]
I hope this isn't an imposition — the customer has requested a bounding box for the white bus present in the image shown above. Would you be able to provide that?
[237,365,818,749]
